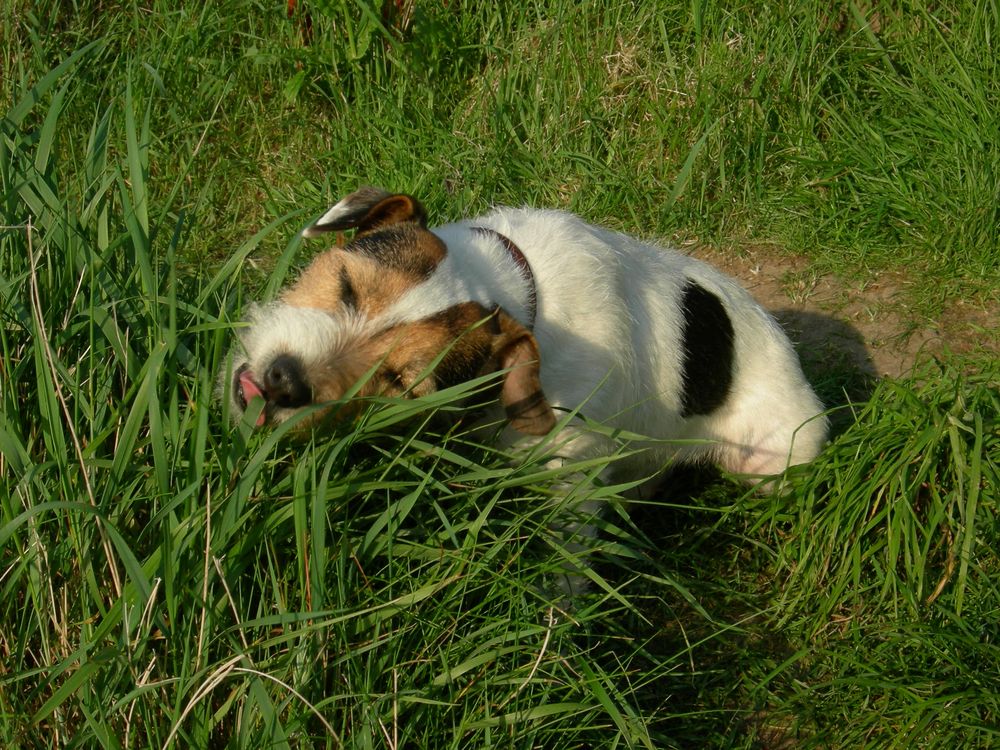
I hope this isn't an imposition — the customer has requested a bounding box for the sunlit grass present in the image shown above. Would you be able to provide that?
[2,2,998,747]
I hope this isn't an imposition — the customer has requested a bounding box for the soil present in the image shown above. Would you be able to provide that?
[688,243,999,386]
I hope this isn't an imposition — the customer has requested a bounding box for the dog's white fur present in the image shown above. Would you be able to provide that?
[230,191,828,488]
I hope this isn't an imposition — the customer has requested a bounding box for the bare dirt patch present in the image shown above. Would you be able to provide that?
[689,244,999,382]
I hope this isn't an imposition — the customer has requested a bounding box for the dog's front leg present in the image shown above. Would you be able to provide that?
[503,422,624,601]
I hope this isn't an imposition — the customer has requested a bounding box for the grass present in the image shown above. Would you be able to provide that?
[1,1,998,747]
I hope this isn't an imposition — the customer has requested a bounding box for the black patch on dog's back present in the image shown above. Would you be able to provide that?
[679,281,735,417]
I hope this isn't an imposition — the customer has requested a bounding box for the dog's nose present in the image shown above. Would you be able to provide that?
[264,354,311,409]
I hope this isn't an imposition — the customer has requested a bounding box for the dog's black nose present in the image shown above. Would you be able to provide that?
[264,354,311,409]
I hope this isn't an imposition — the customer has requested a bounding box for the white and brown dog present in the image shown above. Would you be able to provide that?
[229,187,827,491]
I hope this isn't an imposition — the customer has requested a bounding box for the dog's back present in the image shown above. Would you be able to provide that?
[446,207,828,482]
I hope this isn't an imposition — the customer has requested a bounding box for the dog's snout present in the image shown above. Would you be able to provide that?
[264,355,311,408]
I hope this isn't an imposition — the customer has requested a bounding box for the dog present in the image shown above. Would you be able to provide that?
[229,186,827,482]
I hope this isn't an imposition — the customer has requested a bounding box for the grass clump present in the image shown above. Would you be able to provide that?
[0,50,677,747]
[773,363,999,622]
[6,0,997,289]
[736,363,1000,745]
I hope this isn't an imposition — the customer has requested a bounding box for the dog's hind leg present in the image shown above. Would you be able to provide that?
[711,404,828,484]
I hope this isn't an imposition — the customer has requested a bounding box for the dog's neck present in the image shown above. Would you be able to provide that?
[398,223,537,331]
[471,227,537,328]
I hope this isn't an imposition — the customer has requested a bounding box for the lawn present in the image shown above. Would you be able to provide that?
[1,1,998,747]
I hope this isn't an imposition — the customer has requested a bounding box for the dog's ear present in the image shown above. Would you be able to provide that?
[491,310,556,436]
[302,187,427,238]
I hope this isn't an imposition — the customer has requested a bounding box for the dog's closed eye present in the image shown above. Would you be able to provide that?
[339,267,358,311]
[376,366,407,393]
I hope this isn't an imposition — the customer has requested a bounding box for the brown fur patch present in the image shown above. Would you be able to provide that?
[350,224,446,277]
[490,314,555,435]
[281,303,498,416]
[363,302,497,396]
[281,250,420,318]
[285,221,448,314]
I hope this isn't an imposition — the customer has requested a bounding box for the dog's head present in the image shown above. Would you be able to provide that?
[228,188,555,435]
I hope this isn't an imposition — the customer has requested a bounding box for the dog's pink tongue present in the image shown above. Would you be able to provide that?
[239,370,267,427]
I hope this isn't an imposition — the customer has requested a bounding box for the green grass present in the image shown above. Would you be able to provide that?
[2,1,998,747]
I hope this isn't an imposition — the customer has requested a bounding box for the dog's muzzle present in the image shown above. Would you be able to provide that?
[233,355,312,426]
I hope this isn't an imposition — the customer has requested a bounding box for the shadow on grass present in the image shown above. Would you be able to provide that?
[577,465,801,748]
[775,308,879,437]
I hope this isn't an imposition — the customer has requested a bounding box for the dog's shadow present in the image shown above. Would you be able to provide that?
[772,307,880,435]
